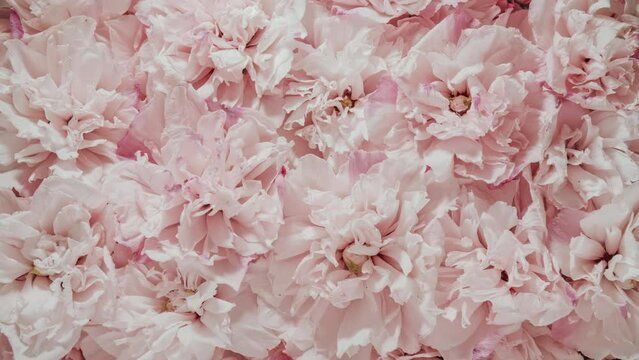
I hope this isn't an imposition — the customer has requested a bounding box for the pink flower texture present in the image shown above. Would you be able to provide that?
[529,0,639,111]
[550,184,639,359]
[106,85,291,261]
[321,0,431,23]
[0,177,114,360]
[7,0,133,34]
[0,16,138,195]
[393,13,557,185]
[135,0,305,109]
[0,1,638,359]
[250,154,458,358]
[280,5,388,154]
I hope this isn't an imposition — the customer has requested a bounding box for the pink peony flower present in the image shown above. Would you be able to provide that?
[106,86,291,264]
[486,323,582,360]
[422,187,573,359]
[529,0,639,111]
[8,0,133,33]
[281,5,388,154]
[83,241,278,359]
[0,177,114,359]
[98,156,175,266]
[536,101,639,209]
[394,13,557,185]
[83,254,236,359]
[322,0,431,23]
[250,154,458,358]
[0,16,138,195]
[549,184,639,359]
[135,0,306,109]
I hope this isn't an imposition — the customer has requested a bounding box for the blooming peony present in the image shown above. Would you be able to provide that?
[550,184,639,359]
[536,101,639,209]
[0,177,114,360]
[529,0,639,111]
[281,4,392,155]
[0,16,138,195]
[8,0,133,33]
[82,241,279,359]
[107,85,291,262]
[135,0,306,110]
[422,184,573,358]
[394,13,557,185]
[251,154,458,358]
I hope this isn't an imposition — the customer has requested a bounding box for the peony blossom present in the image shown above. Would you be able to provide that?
[8,0,133,33]
[536,101,639,209]
[529,0,639,111]
[107,85,291,262]
[281,4,389,155]
[83,241,279,359]
[393,13,557,185]
[135,0,306,109]
[0,16,138,195]
[0,177,114,360]
[549,184,639,359]
[421,186,574,359]
[250,154,458,358]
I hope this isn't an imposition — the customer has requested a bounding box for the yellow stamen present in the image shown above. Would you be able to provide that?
[449,95,472,115]
[340,96,354,109]
[163,298,176,312]
[162,289,196,312]
[30,267,45,276]
[345,259,362,276]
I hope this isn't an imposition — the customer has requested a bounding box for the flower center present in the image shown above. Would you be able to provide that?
[340,96,354,109]
[29,234,70,276]
[449,94,471,115]
[338,89,356,112]
[342,246,369,276]
[163,288,196,313]
[30,267,46,276]
[599,252,615,266]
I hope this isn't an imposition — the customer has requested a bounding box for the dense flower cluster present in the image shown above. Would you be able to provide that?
[0,0,638,359]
